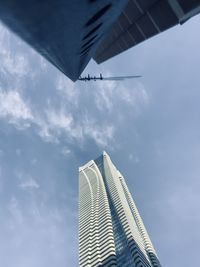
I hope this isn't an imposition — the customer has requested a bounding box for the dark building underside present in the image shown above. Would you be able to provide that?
[0,0,199,81]
[94,0,200,64]
[0,0,128,81]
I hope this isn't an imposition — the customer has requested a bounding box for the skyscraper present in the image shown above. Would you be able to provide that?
[0,0,199,81]
[94,0,200,63]
[79,151,161,267]
[0,0,128,81]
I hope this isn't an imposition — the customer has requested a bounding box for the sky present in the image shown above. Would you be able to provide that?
[0,13,200,267]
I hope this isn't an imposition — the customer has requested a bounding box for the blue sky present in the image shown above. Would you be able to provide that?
[0,14,200,267]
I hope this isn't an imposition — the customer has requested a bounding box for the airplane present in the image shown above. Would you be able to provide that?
[78,74,141,81]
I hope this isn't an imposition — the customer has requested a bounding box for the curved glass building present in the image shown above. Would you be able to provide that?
[79,152,161,267]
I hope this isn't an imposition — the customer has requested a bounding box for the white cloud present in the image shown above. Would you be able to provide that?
[0,66,145,150]
[94,77,149,114]
[129,154,140,163]
[19,177,40,190]
[39,57,48,72]
[55,75,79,105]
[0,22,35,129]
[120,82,148,106]
[94,80,115,112]
[0,23,30,78]
[3,53,29,77]
[37,118,58,143]
[36,108,76,143]
[0,23,11,56]
[8,197,23,225]
[0,90,33,128]
[32,105,115,148]
[83,117,114,147]
[61,147,71,156]
[17,171,40,190]
[46,108,73,130]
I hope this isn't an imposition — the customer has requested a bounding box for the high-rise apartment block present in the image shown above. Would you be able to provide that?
[79,152,161,267]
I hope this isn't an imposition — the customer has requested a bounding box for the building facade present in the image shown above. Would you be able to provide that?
[0,0,128,81]
[0,1,199,81]
[94,0,200,63]
[79,152,161,267]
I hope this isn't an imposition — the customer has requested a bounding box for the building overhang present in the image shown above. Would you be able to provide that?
[0,0,128,81]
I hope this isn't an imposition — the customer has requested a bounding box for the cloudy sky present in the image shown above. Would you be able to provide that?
[0,13,200,267]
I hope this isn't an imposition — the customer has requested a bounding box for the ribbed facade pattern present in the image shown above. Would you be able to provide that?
[79,152,161,267]
[94,0,200,64]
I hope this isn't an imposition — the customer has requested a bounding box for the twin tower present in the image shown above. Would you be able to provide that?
[79,152,161,267]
